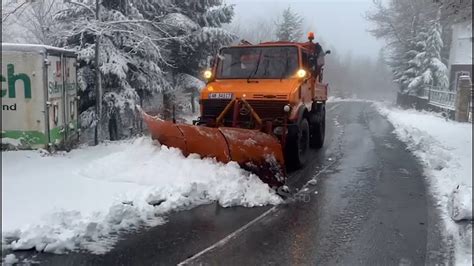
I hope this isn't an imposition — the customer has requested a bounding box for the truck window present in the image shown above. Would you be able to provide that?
[216,46,299,79]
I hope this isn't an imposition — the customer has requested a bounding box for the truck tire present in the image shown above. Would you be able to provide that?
[285,118,310,169]
[310,105,325,149]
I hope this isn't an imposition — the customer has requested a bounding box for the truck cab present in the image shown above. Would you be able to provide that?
[198,36,329,168]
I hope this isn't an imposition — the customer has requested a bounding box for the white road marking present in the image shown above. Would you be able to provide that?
[177,161,337,265]
[177,206,277,265]
[327,103,341,112]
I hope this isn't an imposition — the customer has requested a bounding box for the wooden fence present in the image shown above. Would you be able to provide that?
[420,87,457,110]
[397,75,473,122]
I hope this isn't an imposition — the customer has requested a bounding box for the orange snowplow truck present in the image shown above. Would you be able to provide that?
[142,33,330,188]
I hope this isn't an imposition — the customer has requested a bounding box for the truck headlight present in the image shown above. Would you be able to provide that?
[283,105,291,112]
[297,69,306,78]
[203,70,212,80]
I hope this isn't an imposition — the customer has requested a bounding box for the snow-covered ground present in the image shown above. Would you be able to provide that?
[375,103,472,265]
[327,96,374,103]
[2,138,281,254]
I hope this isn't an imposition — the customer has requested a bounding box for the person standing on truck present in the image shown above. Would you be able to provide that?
[307,32,325,81]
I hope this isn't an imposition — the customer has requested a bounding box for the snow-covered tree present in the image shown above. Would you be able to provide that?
[388,45,411,91]
[275,7,303,42]
[404,30,429,94]
[405,11,448,94]
[423,14,449,90]
[54,0,172,140]
[154,1,235,120]
[52,0,235,141]
[2,0,63,44]
[366,0,454,94]
[22,0,62,45]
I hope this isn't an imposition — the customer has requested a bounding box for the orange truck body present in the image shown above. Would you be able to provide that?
[142,38,329,187]
[201,42,328,122]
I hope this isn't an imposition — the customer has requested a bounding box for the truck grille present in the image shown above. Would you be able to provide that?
[201,99,287,121]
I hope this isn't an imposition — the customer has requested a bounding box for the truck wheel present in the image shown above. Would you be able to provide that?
[310,105,325,149]
[286,118,310,169]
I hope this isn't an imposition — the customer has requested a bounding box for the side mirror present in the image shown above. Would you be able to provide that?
[325,50,331,55]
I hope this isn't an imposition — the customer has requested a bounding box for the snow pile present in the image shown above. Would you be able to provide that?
[3,254,18,265]
[2,138,281,254]
[375,103,472,265]
[1,137,21,146]
[1,137,22,148]
[449,185,473,221]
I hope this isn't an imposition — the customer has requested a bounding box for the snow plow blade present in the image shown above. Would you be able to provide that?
[142,112,286,187]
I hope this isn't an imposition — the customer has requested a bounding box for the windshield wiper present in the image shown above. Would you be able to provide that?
[247,50,263,83]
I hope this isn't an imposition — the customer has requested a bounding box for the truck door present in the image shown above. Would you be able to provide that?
[63,56,78,142]
[46,55,65,145]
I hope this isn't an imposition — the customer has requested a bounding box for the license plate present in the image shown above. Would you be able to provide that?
[209,93,233,99]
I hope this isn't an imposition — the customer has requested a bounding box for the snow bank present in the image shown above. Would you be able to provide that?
[2,138,281,254]
[1,137,22,148]
[3,254,18,265]
[327,96,375,103]
[1,138,21,146]
[375,103,472,265]
[449,185,472,221]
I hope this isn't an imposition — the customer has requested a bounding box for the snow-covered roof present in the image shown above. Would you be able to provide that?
[2,43,76,56]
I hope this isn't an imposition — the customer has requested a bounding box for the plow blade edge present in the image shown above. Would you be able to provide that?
[142,112,286,187]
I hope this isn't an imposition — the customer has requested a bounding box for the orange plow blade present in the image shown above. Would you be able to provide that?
[142,112,286,187]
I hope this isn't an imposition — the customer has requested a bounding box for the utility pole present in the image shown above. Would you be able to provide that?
[94,0,101,145]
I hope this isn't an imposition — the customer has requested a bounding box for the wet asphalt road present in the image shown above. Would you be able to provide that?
[14,101,447,265]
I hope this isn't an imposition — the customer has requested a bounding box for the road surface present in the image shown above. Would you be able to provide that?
[16,101,448,265]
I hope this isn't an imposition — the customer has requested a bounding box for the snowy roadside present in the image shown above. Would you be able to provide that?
[375,103,472,265]
[1,137,281,255]
[327,96,374,103]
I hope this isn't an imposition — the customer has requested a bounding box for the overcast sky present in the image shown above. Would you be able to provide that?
[226,0,385,59]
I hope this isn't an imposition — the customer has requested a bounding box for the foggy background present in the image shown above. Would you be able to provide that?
[228,0,384,58]
[2,0,397,102]
[225,0,396,101]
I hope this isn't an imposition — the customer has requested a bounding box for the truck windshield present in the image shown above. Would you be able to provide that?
[216,46,299,79]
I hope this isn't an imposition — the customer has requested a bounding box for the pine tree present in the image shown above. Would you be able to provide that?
[406,10,449,94]
[53,0,235,141]
[366,0,452,95]
[405,29,429,95]
[387,46,408,91]
[275,7,303,42]
[424,12,449,90]
[157,1,235,121]
[53,0,173,140]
